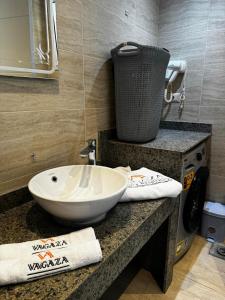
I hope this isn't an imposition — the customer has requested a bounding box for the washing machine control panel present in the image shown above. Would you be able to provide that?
[196,145,206,162]
[183,143,207,167]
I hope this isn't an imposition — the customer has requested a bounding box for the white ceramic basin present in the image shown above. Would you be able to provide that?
[28,165,128,226]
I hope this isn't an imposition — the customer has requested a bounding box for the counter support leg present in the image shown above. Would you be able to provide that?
[142,200,179,292]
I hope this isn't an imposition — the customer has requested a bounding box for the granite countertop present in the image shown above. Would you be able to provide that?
[110,129,211,154]
[0,198,176,300]
[140,129,210,153]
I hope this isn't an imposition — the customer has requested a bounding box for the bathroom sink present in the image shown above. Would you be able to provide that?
[28,165,128,226]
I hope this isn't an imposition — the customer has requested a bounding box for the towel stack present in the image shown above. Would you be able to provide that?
[115,167,182,201]
[0,227,102,286]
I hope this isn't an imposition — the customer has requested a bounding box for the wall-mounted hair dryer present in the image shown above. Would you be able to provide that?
[164,60,187,110]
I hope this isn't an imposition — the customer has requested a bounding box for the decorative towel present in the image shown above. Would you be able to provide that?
[0,239,102,286]
[117,167,182,202]
[0,227,96,260]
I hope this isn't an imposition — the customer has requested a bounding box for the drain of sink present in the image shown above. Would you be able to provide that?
[51,176,58,182]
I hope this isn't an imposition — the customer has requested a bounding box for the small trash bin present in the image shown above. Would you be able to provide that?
[201,201,225,242]
[111,42,170,143]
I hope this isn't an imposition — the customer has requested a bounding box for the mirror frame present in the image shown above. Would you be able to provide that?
[0,0,58,79]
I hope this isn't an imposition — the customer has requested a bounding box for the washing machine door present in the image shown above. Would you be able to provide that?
[183,166,209,233]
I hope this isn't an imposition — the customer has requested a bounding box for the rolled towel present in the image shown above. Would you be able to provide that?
[0,239,102,286]
[0,227,96,260]
[120,167,182,202]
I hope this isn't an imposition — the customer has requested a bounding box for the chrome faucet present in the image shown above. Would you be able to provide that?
[80,139,96,165]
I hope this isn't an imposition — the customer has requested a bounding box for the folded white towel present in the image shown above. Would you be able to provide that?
[119,167,182,202]
[0,227,96,260]
[0,239,102,286]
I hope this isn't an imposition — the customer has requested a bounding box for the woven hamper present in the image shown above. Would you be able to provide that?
[111,42,170,142]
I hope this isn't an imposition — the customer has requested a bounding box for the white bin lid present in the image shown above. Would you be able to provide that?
[203,201,225,218]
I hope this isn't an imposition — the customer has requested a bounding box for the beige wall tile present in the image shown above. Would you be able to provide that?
[0,174,34,195]
[206,29,225,54]
[208,0,225,31]
[209,135,225,178]
[199,106,225,125]
[202,67,225,105]
[84,55,114,109]
[82,0,136,60]
[159,0,225,204]
[93,0,136,25]
[0,138,33,184]
[159,0,209,28]
[0,110,85,187]
[135,26,158,46]
[0,0,160,195]
[207,174,225,204]
[136,0,159,34]
[211,123,225,137]
[185,69,203,105]
[57,0,83,54]
[0,50,84,112]
[85,107,115,140]
[162,104,199,122]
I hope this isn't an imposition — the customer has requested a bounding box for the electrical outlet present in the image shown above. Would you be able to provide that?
[124,10,129,17]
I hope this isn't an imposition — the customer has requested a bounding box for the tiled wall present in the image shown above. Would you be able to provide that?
[159,0,225,203]
[0,0,159,195]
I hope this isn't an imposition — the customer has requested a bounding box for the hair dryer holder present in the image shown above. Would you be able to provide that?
[164,60,187,111]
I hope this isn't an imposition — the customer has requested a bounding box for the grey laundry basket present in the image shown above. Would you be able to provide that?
[111,42,170,142]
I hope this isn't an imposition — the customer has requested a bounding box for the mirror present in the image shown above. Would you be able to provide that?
[0,0,58,79]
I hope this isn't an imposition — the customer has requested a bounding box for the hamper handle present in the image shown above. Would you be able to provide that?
[113,42,142,56]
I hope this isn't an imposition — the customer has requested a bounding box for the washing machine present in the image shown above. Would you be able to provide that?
[175,141,209,262]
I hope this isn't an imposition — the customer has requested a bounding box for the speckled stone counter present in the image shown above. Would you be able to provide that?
[131,129,210,153]
[0,197,178,300]
[100,121,211,181]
